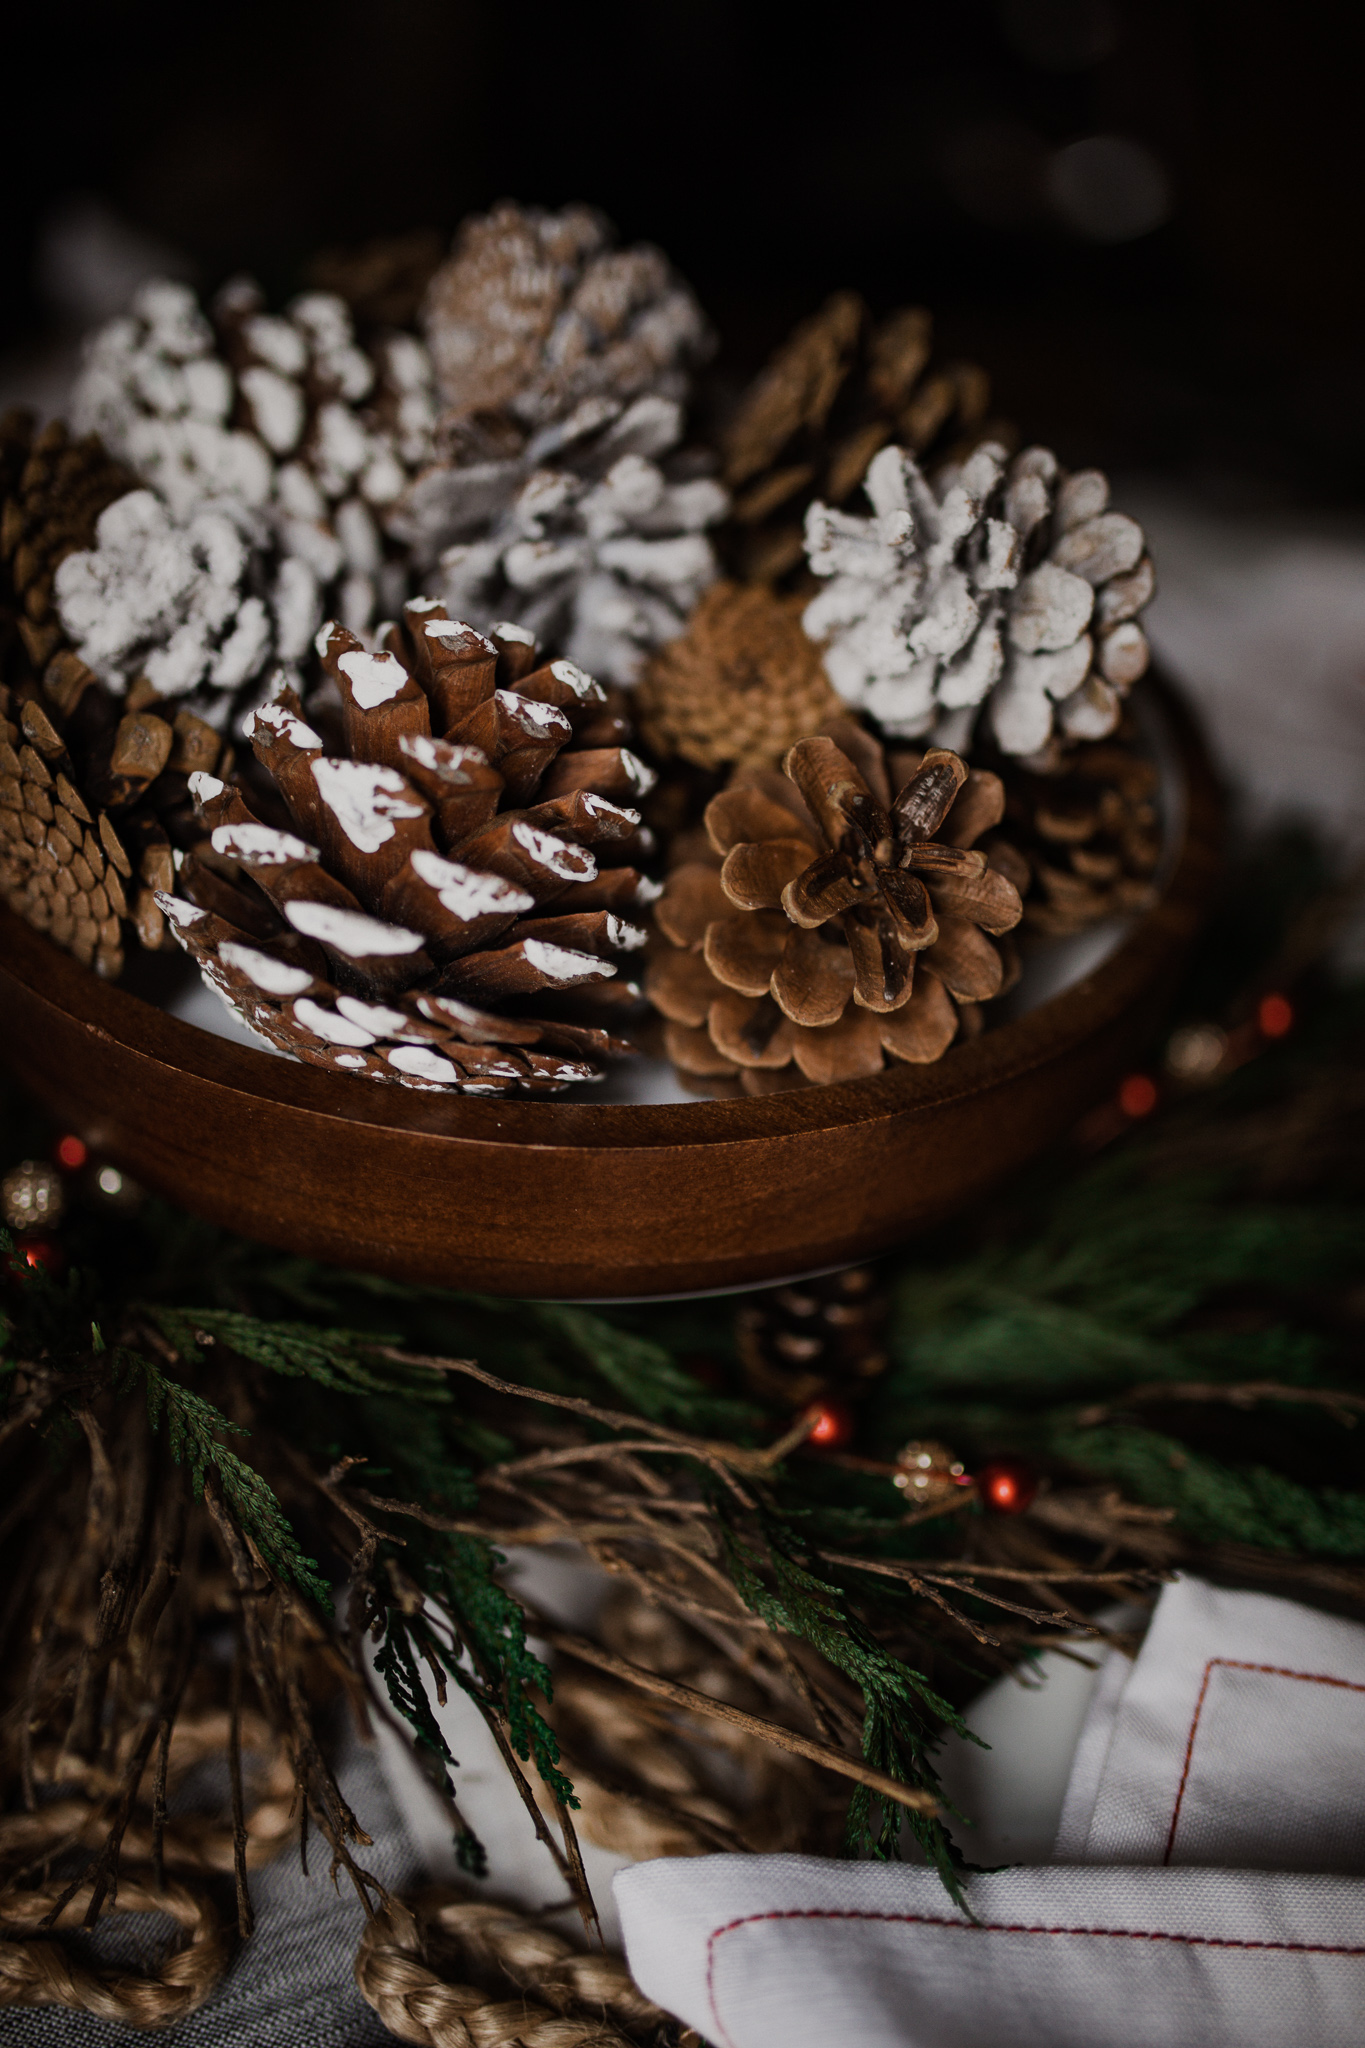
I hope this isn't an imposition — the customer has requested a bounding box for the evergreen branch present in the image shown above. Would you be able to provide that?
[143,1307,449,1401]
[468,1298,755,1432]
[715,1506,972,1897]
[1048,1421,1365,1558]
[114,1348,330,1606]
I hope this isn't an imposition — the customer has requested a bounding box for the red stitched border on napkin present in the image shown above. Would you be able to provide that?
[705,1907,1365,2048]
[1164,1661,1365,1864]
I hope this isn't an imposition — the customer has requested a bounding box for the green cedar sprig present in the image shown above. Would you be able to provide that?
[1045,1421,1365,1555]
[717,1505,976,1895]
[114,1346,330,1606]
[143,1306,449,1402]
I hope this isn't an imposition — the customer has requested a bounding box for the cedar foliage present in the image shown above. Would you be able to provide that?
[2,834,1364,1920]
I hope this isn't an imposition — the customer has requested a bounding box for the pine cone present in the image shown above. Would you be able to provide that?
[385,204,722,640]
[719,293,1001,585]
[55,490,280,710]
[422,202,712,428]
[1009,738,1162,935]
[71,277,439,643]
[634,582,841,771]
[736,1266,889,1408]
[803,442,1154,758]
[648,721,1023,1089]
[159,606,658,1095]
[305,229,445,333]
[0,413,133,678]
[1,653,226,975]
[427,451,727,689]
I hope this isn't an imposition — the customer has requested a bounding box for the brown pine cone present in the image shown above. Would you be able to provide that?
[736,1266,889,1408]
[634,582,841,772]
[648,721,1023,1090]
[305,229,445,333]
[0,413,133,679]
[0,655,223,977]
[719,293,1003,585]
[160,606,658,1095]
[1008,738,1162,936]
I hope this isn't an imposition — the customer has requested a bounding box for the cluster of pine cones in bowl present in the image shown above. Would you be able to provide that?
[2,200,1165,1102]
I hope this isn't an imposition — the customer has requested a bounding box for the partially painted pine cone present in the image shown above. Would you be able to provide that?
[161,606,657,1095]
[634,582,840,771]
[1,412,133,678]
[720,293,1001,585]
[648,722,1023,1089]
[1,656,224,975]
[422,202,712,427]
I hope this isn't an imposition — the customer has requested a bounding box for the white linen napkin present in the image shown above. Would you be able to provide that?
[1055,1575,1365,1869]
[614,1577,1365,2046]
[615,1856,1365,2048]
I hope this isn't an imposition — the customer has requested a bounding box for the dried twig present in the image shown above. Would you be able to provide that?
[546,1630,938,1816]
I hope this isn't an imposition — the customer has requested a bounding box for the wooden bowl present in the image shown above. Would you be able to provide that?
[0,679,1221,1299]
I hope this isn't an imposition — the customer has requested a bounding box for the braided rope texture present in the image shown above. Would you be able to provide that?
[355,1893,695,2048]
[0,1875,228,2029]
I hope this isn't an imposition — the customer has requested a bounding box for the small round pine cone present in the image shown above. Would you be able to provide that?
[634,582,841,772]
[647,720,1023,1091]
[1,653,227,977]
[159,608,658,1096]
[736,1265,889,1408]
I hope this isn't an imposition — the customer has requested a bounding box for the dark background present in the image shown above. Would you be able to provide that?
[3,0,1362,501]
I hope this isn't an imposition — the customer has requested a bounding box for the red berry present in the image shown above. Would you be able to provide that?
[4,1233,65,1283]
[800,1398,855,1450]
[55,1135,89,1171]
[1118,1073,1159,1119]
[1257,992,1293,1040]
[976,1456,1038,1514]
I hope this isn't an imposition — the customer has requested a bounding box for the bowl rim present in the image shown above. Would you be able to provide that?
[0,674,1222,1159]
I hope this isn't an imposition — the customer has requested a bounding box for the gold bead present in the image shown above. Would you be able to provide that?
[891,1439,967,1505]
[1,1160,64,1232]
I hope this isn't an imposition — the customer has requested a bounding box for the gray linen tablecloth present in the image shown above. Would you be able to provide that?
[0,1730,421,2047]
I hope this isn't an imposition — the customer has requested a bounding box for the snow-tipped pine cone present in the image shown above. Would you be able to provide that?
[70,276,438,645]
[803,442,1154,758]
[648,721,1024,1090]
[160,606,659,1095]
[422,201,712,428]
[720,292,1000,585]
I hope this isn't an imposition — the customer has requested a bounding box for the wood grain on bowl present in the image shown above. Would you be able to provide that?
[0,683,1221,1299]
